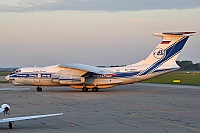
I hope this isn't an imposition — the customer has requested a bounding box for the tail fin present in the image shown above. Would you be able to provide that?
[138,32,195,75]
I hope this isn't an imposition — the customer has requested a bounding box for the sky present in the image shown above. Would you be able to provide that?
[0,0,200,67]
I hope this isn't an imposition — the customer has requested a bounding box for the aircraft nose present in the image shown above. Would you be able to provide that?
[5,75,10,81]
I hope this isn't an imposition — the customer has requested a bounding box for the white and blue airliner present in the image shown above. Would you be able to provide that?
[5,32,195,92]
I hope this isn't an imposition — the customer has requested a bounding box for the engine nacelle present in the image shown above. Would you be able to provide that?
[52,74,85,85]
[0,104,10,115]
[59,76,85,85]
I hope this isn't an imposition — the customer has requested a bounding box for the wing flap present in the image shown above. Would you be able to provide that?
[0,113,63,123]
[59,63,112,75]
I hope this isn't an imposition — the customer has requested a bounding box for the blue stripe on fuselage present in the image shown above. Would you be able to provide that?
[9,68,177,80]
[9,73,52,78]
[114,71,140,77]
[112,67,176,78]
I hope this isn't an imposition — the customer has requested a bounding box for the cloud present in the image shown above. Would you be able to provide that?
[0,0,58,12]
[0,0,199,12]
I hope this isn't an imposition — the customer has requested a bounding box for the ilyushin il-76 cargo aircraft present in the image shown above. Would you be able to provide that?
[5,32,195,92]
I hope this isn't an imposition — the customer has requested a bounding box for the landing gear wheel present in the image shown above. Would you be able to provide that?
[37,86,42,92]
[82,88,88,92]
[9,122,12,129]
[92,87,98,92]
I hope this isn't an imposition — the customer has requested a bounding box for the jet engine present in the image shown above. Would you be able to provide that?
[52,74,85,85]
[0,104,10,115]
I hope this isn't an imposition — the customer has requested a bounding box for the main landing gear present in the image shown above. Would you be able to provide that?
[37,86,42,92]
[92,87,98,92]
[36,86,99,92]
[82,87,99,92]
[82,87,88,92]
[8,122,12,129]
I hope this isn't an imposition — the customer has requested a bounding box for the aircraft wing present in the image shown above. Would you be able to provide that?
[0,113,63,123]
[59,63,113,75]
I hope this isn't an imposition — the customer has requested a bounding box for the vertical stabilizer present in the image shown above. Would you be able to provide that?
[138,32,195,76]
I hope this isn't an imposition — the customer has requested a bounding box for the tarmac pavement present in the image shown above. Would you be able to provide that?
[0,83,199,133]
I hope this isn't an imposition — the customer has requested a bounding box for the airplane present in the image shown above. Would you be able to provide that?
[5,31,195,92]
[0,103,63,129]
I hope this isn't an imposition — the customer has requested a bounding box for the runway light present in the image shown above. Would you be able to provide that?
[173,80,181,83]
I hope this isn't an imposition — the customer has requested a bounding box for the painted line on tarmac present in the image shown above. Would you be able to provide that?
[131,113,200,131]
[0,88,29,91]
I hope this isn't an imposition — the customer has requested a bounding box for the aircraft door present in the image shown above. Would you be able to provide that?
[34,74,40,83]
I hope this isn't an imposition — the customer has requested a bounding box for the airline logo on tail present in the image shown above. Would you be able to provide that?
[153,48,165,59]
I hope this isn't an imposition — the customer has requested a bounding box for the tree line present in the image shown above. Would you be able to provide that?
[176,60,200,71]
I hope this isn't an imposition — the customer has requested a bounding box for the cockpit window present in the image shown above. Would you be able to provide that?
[14,69,21,73]
[15,69,21,73]
[11,69,21,74]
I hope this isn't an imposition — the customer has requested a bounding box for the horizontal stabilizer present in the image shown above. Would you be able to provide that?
[162,31,196,35]
[154,31,195,37]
